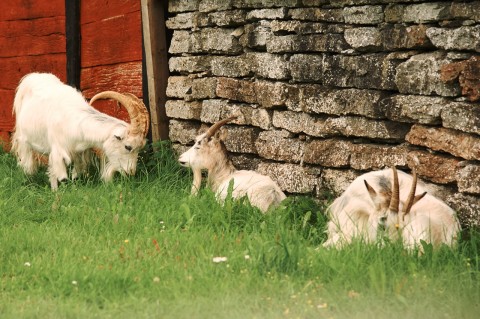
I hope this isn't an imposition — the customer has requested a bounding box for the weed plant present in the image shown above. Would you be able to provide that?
[0,142,479,318]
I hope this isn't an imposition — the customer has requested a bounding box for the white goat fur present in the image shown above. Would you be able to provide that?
[178,120,286,213]
[11,73,147,189]
[324,168,460,250]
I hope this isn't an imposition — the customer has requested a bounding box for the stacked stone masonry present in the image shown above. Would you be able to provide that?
[166,0,480,227]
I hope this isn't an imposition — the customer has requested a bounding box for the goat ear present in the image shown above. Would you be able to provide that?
[412,191,427,206]
[364,180,377,198]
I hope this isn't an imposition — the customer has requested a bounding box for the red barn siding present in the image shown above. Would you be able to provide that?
[0,0,66,147]
[80,0,142,122]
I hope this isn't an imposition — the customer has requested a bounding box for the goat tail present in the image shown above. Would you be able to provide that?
[12,73,33,116]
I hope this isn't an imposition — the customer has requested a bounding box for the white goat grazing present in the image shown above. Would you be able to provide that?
[11,72,149,189]
[324,167,460,250]
[178,117,286,213]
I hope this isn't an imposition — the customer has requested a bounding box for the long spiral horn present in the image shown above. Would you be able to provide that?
[204,116,237,139]
[389,166,400,213]
[90,91,150,138]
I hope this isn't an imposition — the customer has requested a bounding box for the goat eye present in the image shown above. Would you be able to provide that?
[125,145,132,151]
[115,135,122,141]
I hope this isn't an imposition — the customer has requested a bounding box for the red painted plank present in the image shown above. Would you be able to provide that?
[0,55,66,90]
[0,0,64,20]
[89,99,130,123]
[81,0,139,25]
[0,89,15,144]
[0,32,65,58]
[81,10,142,68]
[81,61,143,99]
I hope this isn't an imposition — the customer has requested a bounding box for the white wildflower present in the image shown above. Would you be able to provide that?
[212,256,228,263]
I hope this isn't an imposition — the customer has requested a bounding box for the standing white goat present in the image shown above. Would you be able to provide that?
[178,117,286,213]
[324,167,460,250]
[11,72,149,189]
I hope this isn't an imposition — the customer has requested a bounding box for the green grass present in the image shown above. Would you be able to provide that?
[1,142,479,319]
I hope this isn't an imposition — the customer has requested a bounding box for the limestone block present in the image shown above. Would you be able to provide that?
[320,168,362,197]
[288,7,344,22]
[169,28,243,55]
[166,12,208,30]
[457,164,480,194]
[441,56,480,102]
[450,2,480,22]
[303,139,352,167]
[406,150,460,184]
[406,125,480,160]
[257,162,319,193]
[234,0,301,9]
[350,144,408,170]
[166,76,217,101]
[169,56,212,74]
[169,120,201,144]
[382,94,447,124]
[441,102,480,135]
[267,34,349,53]
[223,126,259,154]
[201,99,272,130]
[273,110,409,140]
[269,20,345,35]
[246,8,287,20]
[427,26,480,52]
[241,22,271,49]
[381,24,432,50]
[199,0,234,13]
[210,55,252,78]
[343,5,384,25]
[246,52,290,80]
[395,52,460,96]
[208,10,247,26]
[169,0,200,13]
[230,154,262,171]
[385,3,451,23]
[344,27,381,51]
[445,193,480,228]
[165,100,202,120]
[255,130,305,163]
[288,85,386,118]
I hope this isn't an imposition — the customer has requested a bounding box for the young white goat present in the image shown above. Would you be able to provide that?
[324,167,460,250]
[11,72,149,189]
[178,117,286,213]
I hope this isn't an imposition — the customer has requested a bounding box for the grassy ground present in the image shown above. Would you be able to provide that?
[1,142,479,319]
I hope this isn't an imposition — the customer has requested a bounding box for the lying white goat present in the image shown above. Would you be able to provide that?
[11,72,149,189]
[324,167,460,250]
[178,117,286,213]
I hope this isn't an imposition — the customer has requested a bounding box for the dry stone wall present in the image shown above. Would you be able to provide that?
[165,0,480,227]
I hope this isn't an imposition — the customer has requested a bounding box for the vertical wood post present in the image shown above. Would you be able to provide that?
[141,0,169,142]
[65,0,81,88]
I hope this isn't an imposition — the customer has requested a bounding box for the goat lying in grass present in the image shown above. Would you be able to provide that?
[178,117,286,213]
[11,73,149,189]
[324,167,460,250]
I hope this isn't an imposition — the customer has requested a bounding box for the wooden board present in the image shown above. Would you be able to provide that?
[81,61,143,99]
[141,0,169,141]
[81,10,142,68]
[0,54,66,90]
[80,0,139,25]
[0,0,64,20]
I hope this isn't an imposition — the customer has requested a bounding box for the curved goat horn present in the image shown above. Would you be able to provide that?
[204,116,237,139]
[90,91,150,138]
[404,168,418,215]
[389,166,400,213]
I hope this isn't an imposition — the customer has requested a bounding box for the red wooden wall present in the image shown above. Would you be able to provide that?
[0,0,143,147]
[0,0,66,145]
[80,0,143,123]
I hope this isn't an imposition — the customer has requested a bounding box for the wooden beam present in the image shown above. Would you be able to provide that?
[141,0,169,142]
[65,0,81,89]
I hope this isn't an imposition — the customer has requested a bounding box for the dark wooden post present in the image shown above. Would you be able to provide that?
[141,0,169,142]
[65,0,81,89]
